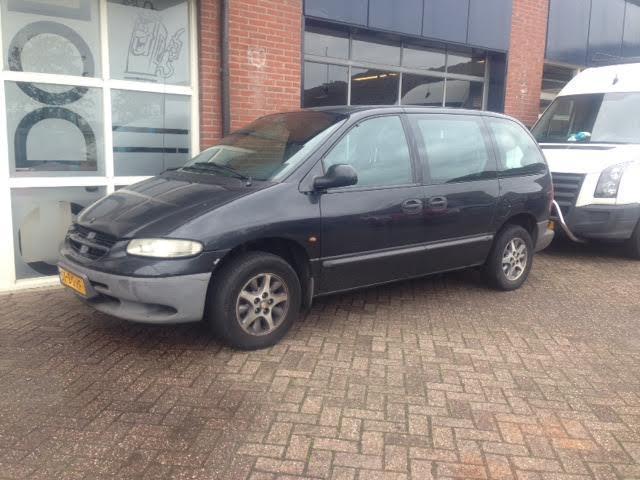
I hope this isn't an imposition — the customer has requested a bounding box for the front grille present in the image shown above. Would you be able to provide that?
[68,224,117,260]
[552,172,585,217]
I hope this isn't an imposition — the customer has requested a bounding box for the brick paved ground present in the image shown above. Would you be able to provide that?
[1,240,640,479]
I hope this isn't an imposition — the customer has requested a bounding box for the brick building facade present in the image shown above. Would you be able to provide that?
[197,0,640,142]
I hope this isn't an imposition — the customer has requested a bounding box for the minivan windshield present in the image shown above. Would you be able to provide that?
[532,92,640,144]
[182,111,346,181]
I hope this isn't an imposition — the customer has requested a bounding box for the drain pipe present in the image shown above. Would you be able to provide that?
[220,0,231,136]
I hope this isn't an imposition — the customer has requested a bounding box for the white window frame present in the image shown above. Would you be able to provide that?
[0,0,200,291]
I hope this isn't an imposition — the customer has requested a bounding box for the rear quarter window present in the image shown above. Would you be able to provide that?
[411,114,495,184]
[487,118,546,176]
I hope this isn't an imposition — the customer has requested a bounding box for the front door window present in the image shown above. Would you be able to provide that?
[323,115,413,188]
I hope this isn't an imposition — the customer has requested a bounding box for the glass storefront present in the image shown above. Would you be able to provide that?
[303,24,488,109]
[0,0,197,288]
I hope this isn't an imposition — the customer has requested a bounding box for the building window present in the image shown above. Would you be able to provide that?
[401,74,445,106]
[352,35,401,66]
[303,62,349,107]
[444,79,484,109]
[2,1,102,77]
[351,68,399,105]
[402,46,446,73]
[304,25,349,60]
[111,90,191,176]
[5,81,105,176]
[107,0,191,85]
[0,0,197,287]
[540,64,580,114]
[446,52,486,78]
[11,186,107,280]
[302,25,487,109]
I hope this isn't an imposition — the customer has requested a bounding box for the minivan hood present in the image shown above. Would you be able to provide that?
[541,143,640,174]
[76,171,271,238]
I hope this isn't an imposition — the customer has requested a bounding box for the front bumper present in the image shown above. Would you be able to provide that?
[58,260,211,324]
[564,204,640,241]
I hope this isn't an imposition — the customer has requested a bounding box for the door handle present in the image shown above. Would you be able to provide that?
[401,198,423,213]
[428,196,448,210]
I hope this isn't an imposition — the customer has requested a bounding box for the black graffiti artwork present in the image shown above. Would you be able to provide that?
[8,21,97,171]
[9,21,95,104]
[14,107,98,171]
[122,0,155,8]
[126,11,184,81]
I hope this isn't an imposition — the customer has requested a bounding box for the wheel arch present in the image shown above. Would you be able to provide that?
[498,212,538,240]
[212,237,314,309]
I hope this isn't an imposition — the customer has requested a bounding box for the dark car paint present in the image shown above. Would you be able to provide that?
[64,106,552,299]
[76,171,274,239]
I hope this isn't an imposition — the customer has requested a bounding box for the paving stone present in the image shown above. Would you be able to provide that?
[1,243,640,478]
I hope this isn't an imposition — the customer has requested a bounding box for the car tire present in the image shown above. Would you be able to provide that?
[483,225,534,291]
[206,252,301,350]
[626,221,640,260]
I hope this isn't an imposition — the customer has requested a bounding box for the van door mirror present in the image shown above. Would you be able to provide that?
[313,164,358,191]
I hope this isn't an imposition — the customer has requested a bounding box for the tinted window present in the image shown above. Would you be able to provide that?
[444,79,484,109]
[402,46,446,72]
[352,36,401,65]
[182,112,346,181]
[323,116,413,188]
[350,68,399,105]
[401,74,445,106]
[447,52,486,78]
[413,115,493,184]
[487,118,546,175]
[304,26,349,59]
[303,62,349,107]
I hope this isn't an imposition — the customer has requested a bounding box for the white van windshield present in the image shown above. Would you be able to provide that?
[532,92,640,144]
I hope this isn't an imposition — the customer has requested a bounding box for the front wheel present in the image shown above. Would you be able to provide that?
[483,225,533,291]
[206,252,302,350]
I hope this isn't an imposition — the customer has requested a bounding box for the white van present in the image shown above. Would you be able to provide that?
[532,63,640,258]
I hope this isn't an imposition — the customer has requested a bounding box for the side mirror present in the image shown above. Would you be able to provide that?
[313,164,358,191]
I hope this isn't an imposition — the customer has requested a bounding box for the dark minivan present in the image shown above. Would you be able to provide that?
[59,106,554,349]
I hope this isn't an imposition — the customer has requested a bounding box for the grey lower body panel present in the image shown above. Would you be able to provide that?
[58,261,211,324]
[535,220,555,252]
[566,204,640,241]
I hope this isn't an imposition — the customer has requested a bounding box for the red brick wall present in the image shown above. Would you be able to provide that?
[198,0,222,149]
[228,0,303,131]
[504,0,550,127]
[198,0,303,147]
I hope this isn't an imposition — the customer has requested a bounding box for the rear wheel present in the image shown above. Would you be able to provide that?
[483,225,533,291]
[626,221,640,259]
[206,252,301,350]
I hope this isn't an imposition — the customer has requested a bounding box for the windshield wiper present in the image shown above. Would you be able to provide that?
[184,162,253,185]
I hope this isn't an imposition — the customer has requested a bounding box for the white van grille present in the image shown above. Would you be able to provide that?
[552,173,585,217]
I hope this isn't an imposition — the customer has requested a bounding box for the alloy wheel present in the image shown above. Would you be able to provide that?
[235,273,289,336]
[502,237,528,281]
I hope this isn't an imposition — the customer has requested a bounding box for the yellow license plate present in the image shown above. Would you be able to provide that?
[59,267,87,296]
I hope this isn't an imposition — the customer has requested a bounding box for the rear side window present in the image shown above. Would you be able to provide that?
[323,115,413,188]
[412,114,494,184]
[487,118,546,176]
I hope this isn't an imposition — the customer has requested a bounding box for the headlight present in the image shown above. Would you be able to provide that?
[126,239,203,258]
[595,163,629,198]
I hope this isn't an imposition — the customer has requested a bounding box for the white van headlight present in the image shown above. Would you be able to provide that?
[126,239,203,258]
[595,163,628,198]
